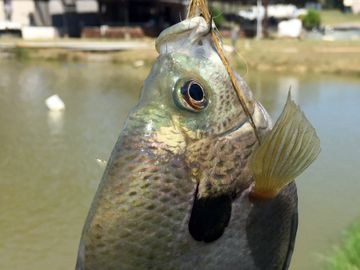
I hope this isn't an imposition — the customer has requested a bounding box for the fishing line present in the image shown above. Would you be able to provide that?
[186,0,261,144]
[214,24,250,79]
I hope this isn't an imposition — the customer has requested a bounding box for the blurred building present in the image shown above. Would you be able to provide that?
[343,0,360,13]
[0,0,188,37]
[0,0,35,25]
[98,0,187,27]
[94,0,188,37]
[0,0,99,37]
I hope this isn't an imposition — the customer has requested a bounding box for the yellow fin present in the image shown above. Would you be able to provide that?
[249,92,320,199]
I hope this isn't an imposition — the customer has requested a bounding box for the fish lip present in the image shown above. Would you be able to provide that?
[217,119,248,137]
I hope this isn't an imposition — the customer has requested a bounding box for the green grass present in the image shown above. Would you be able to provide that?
[4,38,360,76]
[326,220,360,270]
[320,10,360,26]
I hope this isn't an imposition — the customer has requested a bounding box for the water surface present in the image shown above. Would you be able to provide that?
[0,60,359,270]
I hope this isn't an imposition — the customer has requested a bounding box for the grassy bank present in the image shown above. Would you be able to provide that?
[231,39,360,76]
[3,39,360,76]
[326,219,360,270]
[320,10,360,26]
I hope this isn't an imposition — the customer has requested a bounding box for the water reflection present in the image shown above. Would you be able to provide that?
[247,72,323,118]
[278,76,299,101]
[0,61,359,270]
[0,60,144,270]
[47,111,65,135]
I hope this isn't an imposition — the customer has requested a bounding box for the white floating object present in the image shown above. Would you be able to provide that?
[47,110,64,135]
[45,95,65,111]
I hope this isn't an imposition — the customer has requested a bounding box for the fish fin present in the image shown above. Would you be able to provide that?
[249,92,320,199]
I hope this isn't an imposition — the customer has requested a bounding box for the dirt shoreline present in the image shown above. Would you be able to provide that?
[231,39,360,76]
[1,39,359,76]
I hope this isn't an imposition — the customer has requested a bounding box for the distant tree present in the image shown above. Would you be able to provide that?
[300,9,321,30]
[209,5,224,27]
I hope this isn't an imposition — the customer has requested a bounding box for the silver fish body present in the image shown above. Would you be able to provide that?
[76,17,298,270]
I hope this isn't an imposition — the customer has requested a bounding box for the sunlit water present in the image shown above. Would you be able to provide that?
[0,60,359,270]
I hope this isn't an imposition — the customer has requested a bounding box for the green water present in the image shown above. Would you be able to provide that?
[0,60,359,270]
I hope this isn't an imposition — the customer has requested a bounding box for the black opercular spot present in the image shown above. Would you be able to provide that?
[188,83,204,101]
[189,191,232,243]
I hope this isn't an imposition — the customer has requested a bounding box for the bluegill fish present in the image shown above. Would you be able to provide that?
[76,16,320,270]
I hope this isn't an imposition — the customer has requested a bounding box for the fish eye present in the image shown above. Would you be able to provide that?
[174,79,208,112]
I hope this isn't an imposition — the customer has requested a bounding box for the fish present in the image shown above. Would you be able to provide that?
[75,16,320,270]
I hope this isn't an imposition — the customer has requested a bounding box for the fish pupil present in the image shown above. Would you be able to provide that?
[188,82,204,101]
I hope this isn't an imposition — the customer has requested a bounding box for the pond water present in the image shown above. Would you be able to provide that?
[0,60,359,270]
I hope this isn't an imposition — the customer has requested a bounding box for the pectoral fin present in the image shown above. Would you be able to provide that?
[249,92,320,199]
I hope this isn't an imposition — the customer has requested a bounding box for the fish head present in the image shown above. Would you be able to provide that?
[130,16,270,198]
